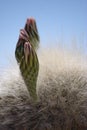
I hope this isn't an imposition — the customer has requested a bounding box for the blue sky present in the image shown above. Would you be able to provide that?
[0,0,87,66]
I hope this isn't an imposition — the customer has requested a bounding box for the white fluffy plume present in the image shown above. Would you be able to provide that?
[0,47,87,130]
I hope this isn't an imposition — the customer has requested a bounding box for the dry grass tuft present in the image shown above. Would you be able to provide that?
[0,47,87,130]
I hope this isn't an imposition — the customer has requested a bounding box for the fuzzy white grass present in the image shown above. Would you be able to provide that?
[0,46,87,130]
[0,64,29,97]
[37,47,87,125]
